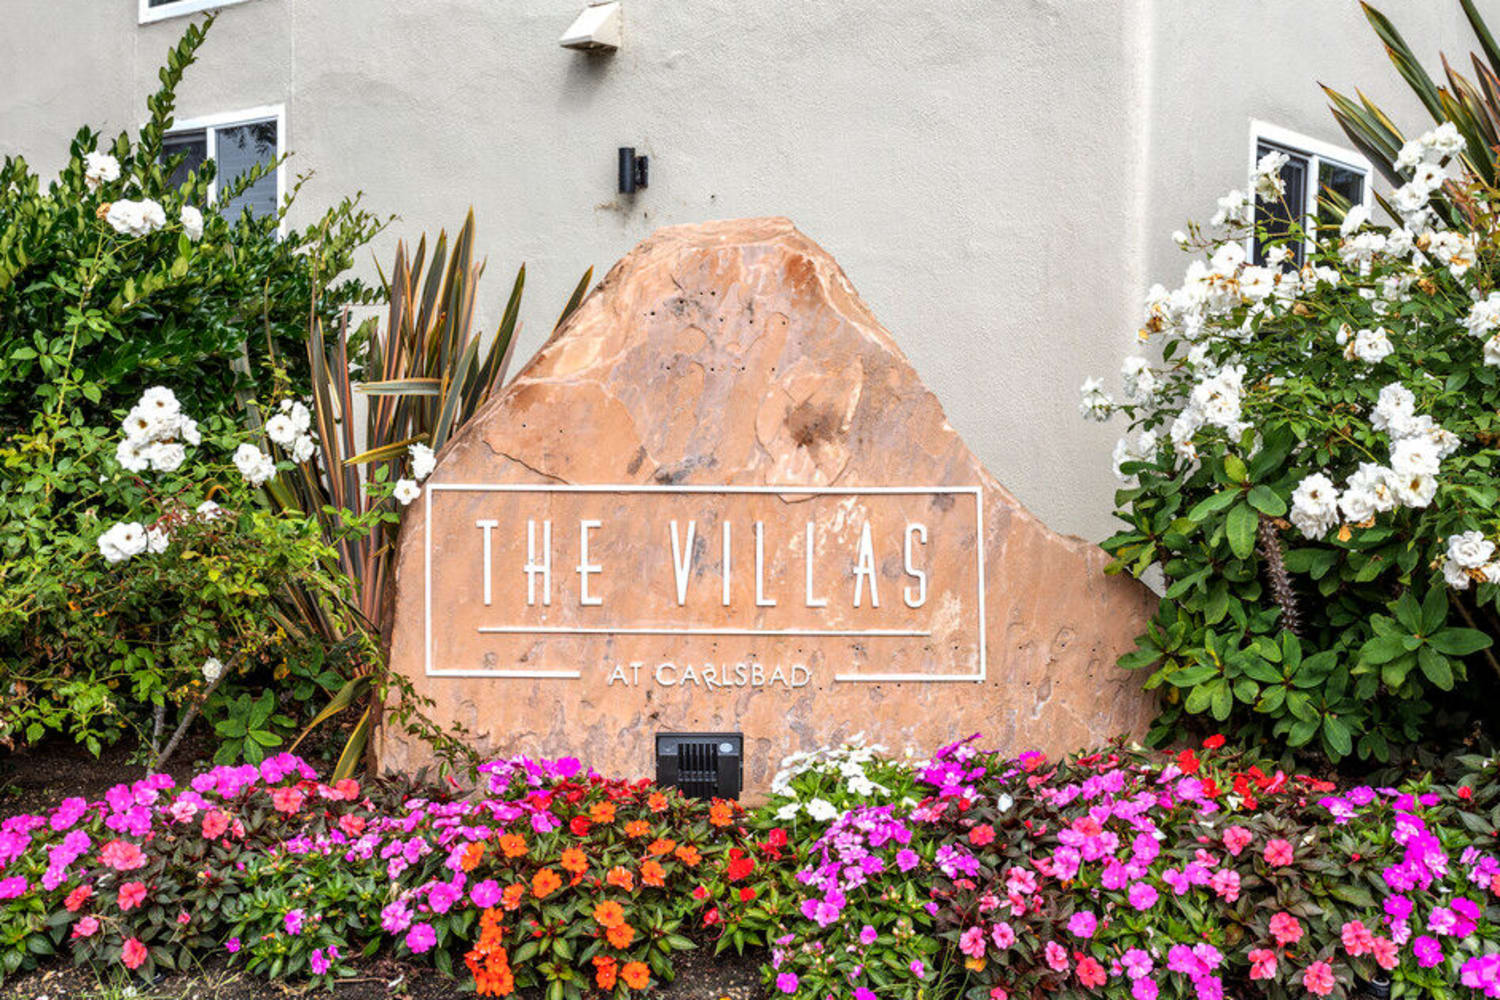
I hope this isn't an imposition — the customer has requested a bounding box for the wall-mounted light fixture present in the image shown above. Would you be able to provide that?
[560,1,622,51]
[618,147,649,194]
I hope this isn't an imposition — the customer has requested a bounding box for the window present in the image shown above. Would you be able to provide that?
[162,106,284,224]
[138,0,259,25]
[1248,120,1372,267]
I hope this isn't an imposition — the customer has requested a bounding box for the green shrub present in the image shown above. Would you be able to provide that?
[1085,135,1500,763]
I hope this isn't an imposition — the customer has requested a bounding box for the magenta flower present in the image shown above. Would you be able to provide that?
[959,926,986,958]
[469,879,501,909]
[1413,934,1445,968]
[1067,910,1098,938]
[776,972,799,994]
[1127,881,1159,910]
[405,922,436,954]
[283,908,304,936]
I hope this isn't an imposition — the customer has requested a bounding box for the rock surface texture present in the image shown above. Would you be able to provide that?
[381,217,1158,791]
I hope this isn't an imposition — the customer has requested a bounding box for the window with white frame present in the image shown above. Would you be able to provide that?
[162,106,284,223]
[139,0,259,26]
[1249,121,1372,267]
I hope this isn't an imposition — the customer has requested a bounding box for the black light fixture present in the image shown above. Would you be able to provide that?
[655,732,742,800]
[618,147,649,194]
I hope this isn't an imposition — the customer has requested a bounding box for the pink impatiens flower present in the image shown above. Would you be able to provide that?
[1222,825,1253,856]
[1076,956,1106,988]
[117,881,147,911]
[991,922,1015,949]
[99,840,146,871]
[71,916,99,939]
[1068,910,1098,938]
[1263,838,1294,867]
[1302,960,1336,996]
[1044,940,1070,972]
[959,926,986,958]
[1269,911,1303,946]
[1127,881,1159,910]
[1248,948,1277,980]
[121,937,148,970]
[1341,919,1374,956]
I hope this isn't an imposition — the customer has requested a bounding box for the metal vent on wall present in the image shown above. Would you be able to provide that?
[656,732,743,800]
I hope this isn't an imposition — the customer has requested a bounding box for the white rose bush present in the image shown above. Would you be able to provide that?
[1089,123,1498,763]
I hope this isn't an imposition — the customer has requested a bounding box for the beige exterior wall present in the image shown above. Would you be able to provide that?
[0,1,1483,541]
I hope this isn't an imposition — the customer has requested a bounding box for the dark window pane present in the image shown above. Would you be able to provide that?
[214,120,279,221]
[161,130,207,190]
[149,0,181,6]
[1318,161,1367,232]
[1253,141,1309,267]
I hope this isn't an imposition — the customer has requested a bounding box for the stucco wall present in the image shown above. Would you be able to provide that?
[0,0,1487,541]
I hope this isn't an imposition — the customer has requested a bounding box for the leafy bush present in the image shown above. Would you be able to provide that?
[0,16,382,431]
[1084,125,1500,763]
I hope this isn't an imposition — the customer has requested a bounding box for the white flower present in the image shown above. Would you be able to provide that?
[1371,383,1416,436]
[289,435,316,463]
[1393,471,1437,509]
[1428,231,1477,277]
[1483,562,1500,584]
[139,386,181,419]
[1444,557,1474,590]
[115,438,150,473]
[104,198,166,237]
[1239,265,1277,301]
[146,526,170,555]
[1390,436,1441,478]
[805,798,840,823]
[1253,150,1289,201]
[98,521,148,564]
[1411,162,1446,194]
[146,441,186,473]
[1464,292,1500,338]
[179,418,201,446]
[409,442,437,481]
[180,205,204,241]
[1339,204,1370,238]
[1289,472,1340,539]
[202,657,224,683]
[278,399,313,435]
[1427,121,1467,158]
[1485,333,1500,368]
[1339,463,1399,522]
[393,478,421,505]
[1447,530,1495,570]
[1211,188,1252,227]
[1112,429,1158,482]
[1396,139,1425,172]
[265,413,298,447]
[1347,327,1394,364]
[233,443,276,486]
[1171,230,1189,248]
[1078,377,1112,422]
[774,802,801,821]
[195,500,223,521]
[83,151,120,191]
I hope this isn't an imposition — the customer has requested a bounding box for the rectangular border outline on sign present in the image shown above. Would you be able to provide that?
[423,484,986,684]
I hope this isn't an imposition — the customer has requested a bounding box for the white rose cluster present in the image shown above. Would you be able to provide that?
[1252,149,1289,202]
[1168,363,1249,461]
[104,198,166,237]
[391,441,439,508]
[233,443,276,487]
[1335,323,1395,364]
[264,399,317,463]
[1390,122,1467,235]
[1464,292,1500,367]
[1289,381,1457,540]
[1078,377,1112,422]
[116,386,199,474]
[1441,530,1500,591]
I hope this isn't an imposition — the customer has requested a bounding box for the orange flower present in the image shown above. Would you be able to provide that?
[624,819,651,838]
[621,960,650,990]
[647,791,669,812]
[647,838,677,856]
[593,955,618,990]
[589,801,617,824]
[501,883,526,911]
[606,866,635,891]
[673,843,701,867]
[593,900,626,929]
[560,847,588,875]
[532,867,562,899]
[708,799,735,827]
[498,833,527,858]
[606,922,636,948]
[460,841,485,872]
[640,859,666,886]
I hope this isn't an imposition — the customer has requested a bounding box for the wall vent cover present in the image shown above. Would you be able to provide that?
[655,732,743,800]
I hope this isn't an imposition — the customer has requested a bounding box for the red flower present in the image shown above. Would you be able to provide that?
[1202,734,1226,749]
[121,937,148,970]
[738,887,756,902]
[703,907,721,926]
[117,881,147,912]
[1176,750,1201,774]
[691,885,710,901]
[64,885,93,912]
[969,824,996,846]
[1076,956,1106,988]
[726,848,755,882]
[201,810,230,840]
[1458,786,1474,800]
[767,828,788,848]
[339,814,366,837]
[570,816,592,837]
[271,786,305,815]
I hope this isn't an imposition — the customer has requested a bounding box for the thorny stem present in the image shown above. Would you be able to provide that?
[1257,515,1303,636]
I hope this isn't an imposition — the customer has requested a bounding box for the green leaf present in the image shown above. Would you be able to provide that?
[1188,490,1239,521]
[1223,454,1248,483]
[1246,484,1287,516]
[1417,646,1455,690]
[1429,627,1493,657]
[1323,716,1353,757]
[1359,633,1411,666]
[1226,503,1258,559]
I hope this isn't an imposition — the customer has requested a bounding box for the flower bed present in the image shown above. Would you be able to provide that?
[2,738,1498,998]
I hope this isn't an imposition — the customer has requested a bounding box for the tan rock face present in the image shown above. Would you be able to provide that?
[381,217,1158,792]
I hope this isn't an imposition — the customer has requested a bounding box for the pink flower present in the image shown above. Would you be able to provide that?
[1302,960,1335,996]
[959,926,986,958]
[122,937,148,970]
[1222,825,1252,856]
[1263,838,1294,867]
[1076,956,1106,988]
[0,876,27,899]
[470,879,501,909]
[1132,979,1158,1000]
[1371,936,1398,971]
[284,908,304,935]
[71,916,100,939]
[1341,920,1374,956]
[271,786,305,815]
[64,885,93,912]
[1269,912,1303,947]
[117,881,147,911]
[969,824,995,846]
[310,949,330,975]
[99,840,146,872]
[225,938,241,954]
[1127,881,1159,910]
[201,810,230,840]
[1209,868,1240,902]
[991,922,1015,949]
[1045,941,1070,972]
[405,922,436,954]
[1068,910,1098,938]
[1248,948,1277,980]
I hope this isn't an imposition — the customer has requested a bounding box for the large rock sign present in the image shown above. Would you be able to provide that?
[381,217,1157,791]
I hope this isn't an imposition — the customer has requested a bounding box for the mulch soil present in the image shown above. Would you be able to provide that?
[0,738,769,1000]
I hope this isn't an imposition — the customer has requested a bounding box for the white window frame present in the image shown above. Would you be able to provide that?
[1246,119,1374,261]
[138,0,258,25]
[163,104,287,234]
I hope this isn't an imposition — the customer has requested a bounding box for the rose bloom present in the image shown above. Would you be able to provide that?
[1269,912,1303,946]
[1263,838,1294,867]
[1302,960,1336,997]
